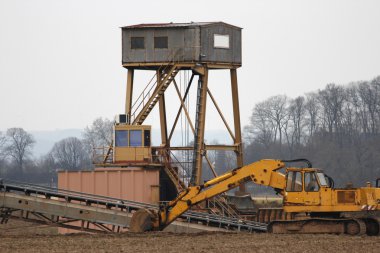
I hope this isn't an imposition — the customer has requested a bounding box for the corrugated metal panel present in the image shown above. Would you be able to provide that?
[121,22,241,65]
[122,28,200,63]
[200,24,242,64]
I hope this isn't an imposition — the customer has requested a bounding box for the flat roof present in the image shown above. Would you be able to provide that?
[122,22,242,29]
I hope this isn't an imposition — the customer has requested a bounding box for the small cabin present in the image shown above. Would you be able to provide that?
[113,123,151,163]
[121,22,242,67]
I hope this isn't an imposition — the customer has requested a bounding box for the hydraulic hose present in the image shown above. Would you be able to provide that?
[281,158,312,168]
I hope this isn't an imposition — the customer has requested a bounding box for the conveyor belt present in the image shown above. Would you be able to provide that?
[0,179,267,232]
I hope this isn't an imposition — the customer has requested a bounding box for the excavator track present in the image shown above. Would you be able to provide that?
[345,219,366,235]
[268,218,372,235]
[361,217,380,236]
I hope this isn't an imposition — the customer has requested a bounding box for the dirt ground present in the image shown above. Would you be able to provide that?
[0,220,379,253]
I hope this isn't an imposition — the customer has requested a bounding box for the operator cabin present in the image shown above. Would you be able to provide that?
[121,22,242,67]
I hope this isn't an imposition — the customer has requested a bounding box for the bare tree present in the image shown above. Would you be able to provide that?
[0,132,7,176]
[4,128,35,171]
[264,95,289,144]
[304,92,320,141]
[247,100,275,148]
[50,137,89,171]
[0,131,6,158]
[244,76,380,186]
[356,81,380,134]
[285,96,305,155]
[83,117,113,154]
[318,84,346,136]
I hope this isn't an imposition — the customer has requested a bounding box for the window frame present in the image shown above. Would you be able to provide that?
[154,36,168,49]
[144,130,151,147]
[129,130,142,147]
[130,37,145,50]
[213,34,230,49]
[286,171,303,192]
[316,172,328,187]
[304,172,320,192]
[115,130,129,147]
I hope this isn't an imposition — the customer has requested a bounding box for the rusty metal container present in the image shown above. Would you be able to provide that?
[58,167,160,203]
[57,167,159,234]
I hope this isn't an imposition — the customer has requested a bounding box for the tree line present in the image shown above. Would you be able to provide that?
[244,76,380,187]
[0,118,113,183]
[1,76,380,187]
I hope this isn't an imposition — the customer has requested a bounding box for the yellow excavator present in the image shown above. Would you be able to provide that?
[130,159,380,235]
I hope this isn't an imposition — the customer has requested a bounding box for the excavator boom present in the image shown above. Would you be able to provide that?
[130,159,286,231]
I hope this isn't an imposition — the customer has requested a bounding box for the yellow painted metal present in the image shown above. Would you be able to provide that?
[157,70,168,147]
[125,69,134,120]
[157,159,285,229]
[230,68,245,194]
[153,159,380,231]
[283,168,380,213]
[113,124,151,163]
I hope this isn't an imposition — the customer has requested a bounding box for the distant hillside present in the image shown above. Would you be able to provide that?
[31,129,84,157]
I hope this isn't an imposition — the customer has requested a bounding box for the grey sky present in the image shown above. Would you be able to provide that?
[1,0,380,132]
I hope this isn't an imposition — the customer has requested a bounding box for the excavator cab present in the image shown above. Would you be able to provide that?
[284,169,329,206]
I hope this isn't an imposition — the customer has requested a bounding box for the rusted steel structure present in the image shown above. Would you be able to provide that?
[118,22,245,194]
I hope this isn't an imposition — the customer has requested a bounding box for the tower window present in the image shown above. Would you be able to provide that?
[154,36,168,49]
[131,37,145,49]
[115,130,128,147]
[214,34,230,49]
[130,130,142,147]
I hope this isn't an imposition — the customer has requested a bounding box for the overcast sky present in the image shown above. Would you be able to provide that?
[1,0,380,132]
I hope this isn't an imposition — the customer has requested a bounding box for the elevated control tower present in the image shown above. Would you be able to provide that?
[100,22,245,204]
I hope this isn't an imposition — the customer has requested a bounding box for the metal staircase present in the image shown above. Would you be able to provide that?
[161,150,186,192]
[132,65,179,125]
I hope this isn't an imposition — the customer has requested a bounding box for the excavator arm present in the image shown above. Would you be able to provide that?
[130,159,286,232]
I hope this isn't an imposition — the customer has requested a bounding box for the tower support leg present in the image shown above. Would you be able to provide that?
[231,68,246,194]
[157,70,169,146]
[191,69,209,186]
[125,68,134,124]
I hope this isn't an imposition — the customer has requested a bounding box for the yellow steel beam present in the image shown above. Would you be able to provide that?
[157,70,168,146]
[125,69,134,122]
[230,68,245,193]
[161,160,285,227]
